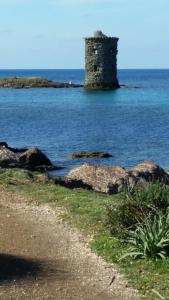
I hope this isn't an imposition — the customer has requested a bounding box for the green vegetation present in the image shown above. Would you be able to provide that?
[121,213,169,260]
[0,168,34,185]
[126,182,169,211]
[106,182,169,235]
[0,169,169,299]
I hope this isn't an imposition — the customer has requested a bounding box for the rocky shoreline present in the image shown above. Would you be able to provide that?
[55,161,169,194]
[0,77,83,89]
[1,142,169,195]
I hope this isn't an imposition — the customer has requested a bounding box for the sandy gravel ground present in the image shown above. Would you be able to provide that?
[0,188,140,300]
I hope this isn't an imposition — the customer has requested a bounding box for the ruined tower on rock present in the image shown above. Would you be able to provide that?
[85,31,119,89]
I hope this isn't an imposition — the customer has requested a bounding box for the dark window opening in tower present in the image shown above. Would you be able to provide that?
[94,65,98,72]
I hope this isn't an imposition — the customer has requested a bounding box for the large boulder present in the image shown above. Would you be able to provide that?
[131,161,169,184]
[19,147,52,169]
[65,161,169,194]
[67,163,136,193]
[0,146,19,167]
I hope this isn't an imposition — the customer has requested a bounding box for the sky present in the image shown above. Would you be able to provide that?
[0,0,169,69]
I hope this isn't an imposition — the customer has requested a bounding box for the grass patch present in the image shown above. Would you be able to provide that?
[0,168,34,185]
[0,169,169,299]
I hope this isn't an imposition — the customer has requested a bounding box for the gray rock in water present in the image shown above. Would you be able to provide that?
[70,151,113,159]
[19,147,52,168]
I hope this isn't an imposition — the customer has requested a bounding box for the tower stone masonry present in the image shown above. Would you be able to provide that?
[85,31,119,89]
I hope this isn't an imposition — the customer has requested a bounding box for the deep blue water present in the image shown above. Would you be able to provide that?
[0,69,169,175]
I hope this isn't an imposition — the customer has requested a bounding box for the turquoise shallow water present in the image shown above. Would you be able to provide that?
[0,69,169,175]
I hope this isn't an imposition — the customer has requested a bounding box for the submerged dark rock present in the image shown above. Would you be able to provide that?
[0,77,83,89]
[120,84,141,89]
[70,151,113,159]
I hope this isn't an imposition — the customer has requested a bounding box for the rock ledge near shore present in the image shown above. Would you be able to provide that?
[0,77,83,89]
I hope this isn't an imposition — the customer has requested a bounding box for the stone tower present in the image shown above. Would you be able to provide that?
[85,31,119,89]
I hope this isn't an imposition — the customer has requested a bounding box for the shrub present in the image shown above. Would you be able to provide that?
[126,181,169,211]
[121,213,169,260]
[106,200,150,235]
[106,182,169,236]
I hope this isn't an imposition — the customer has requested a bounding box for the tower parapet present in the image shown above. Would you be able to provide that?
[85,31,119,89]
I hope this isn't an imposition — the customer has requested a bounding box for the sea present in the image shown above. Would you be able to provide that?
[0,69,169,175]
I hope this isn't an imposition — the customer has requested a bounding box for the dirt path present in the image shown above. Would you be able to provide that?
[0,188,139,300]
